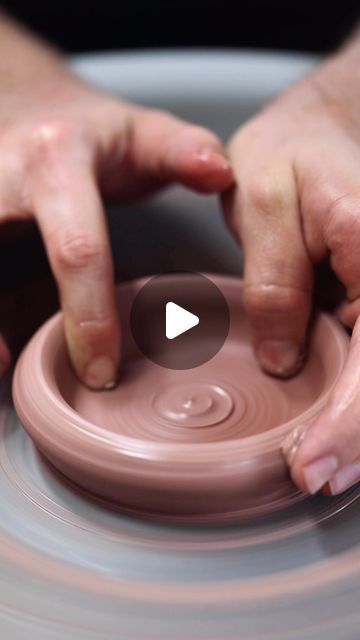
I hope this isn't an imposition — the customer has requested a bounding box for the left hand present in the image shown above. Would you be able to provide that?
[0,74,233,389]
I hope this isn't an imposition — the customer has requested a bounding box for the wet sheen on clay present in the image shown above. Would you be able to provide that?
[12,275,349,523]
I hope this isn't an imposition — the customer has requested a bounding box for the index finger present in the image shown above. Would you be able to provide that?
[31,161,120,390]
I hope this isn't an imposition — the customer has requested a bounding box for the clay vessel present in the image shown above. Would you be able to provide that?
[12,275,349,523]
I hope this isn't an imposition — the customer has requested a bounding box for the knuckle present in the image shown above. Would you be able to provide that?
[244,283,305,318]
[29,119,81,165]
[72,315,120,359]
[27,120,88,176]
[325,193,360,252]
[77,316,117,342]
[247,176,286,215]
[52,233,105,271]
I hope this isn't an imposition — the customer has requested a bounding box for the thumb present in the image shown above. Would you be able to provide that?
[283,316,360,495]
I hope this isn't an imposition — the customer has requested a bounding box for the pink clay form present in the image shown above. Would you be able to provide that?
[12,275,349,523]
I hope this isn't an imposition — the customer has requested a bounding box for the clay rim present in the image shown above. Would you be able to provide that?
[13,275,349,466]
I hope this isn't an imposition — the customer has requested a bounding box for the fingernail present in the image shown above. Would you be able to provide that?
[303,455,339,494]
[257,340,303,377]
[85,356,117,390]
[329,463,360,495]
[281,423,309,465]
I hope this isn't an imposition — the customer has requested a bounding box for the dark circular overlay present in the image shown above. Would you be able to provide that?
[130,272,230,370]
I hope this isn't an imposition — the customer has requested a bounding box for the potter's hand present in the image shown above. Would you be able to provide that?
[223,30,360,497]
[0,12,232,388]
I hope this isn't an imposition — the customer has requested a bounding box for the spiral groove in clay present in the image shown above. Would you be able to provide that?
[151,382,235,428]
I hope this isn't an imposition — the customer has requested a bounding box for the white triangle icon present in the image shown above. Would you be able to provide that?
[166,302,199,340]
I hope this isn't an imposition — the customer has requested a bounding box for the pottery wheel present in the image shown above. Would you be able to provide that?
[1,377,360,639]
[2,52,360,638]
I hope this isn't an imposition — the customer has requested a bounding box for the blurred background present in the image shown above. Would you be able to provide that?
[2,0,360,53]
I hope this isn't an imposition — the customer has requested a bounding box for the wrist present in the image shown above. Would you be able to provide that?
[0,10,79,98]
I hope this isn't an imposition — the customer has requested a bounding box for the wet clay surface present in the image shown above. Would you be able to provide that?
[12,275,349,523]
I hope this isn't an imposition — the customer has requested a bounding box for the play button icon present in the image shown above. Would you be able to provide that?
[166,302,199,340]
[130,272,230,370]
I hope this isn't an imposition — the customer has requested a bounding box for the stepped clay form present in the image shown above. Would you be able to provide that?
[13,275,349,523]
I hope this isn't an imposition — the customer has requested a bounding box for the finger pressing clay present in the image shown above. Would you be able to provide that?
[12,274,349,524]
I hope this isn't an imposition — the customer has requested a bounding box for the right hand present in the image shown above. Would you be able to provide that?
[222,51,360,497]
